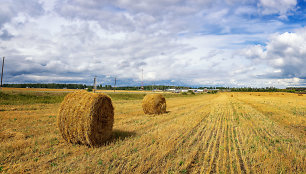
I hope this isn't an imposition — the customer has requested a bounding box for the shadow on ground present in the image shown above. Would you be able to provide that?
[147,111,171,117]
[105,129,136,144]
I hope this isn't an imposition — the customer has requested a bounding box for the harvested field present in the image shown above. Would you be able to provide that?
[0,91,305,173]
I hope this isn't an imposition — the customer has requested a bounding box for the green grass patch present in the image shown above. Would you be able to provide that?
[0,91,66,105]
[0,90,201,105]
[105,92,199,100]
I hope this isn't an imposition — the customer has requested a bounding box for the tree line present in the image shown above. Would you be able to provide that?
[2,83,305,93]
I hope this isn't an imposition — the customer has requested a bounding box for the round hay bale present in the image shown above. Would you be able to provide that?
[58,91,114,147]
[142,94,166,115]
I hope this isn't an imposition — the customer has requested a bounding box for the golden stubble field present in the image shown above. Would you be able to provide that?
[0,91,305,173]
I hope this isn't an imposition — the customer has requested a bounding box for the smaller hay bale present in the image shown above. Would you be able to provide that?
[298,93,303,96]
[142,94,166,115]
[58,91,114,147]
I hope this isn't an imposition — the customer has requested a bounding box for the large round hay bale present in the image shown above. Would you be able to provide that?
[58,91,114,147]
[142,94,166,114]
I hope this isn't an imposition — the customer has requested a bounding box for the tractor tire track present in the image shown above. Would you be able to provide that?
[199,109,224,173]
[110,100,215,172]
[186,108,221,173]
[140,111,211,173]
[183,113,219,173]
[209,116,225,173]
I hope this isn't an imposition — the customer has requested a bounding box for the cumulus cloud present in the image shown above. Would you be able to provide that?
[0,12,191,82]
[258,0,297,18]
[54,0,293,36]
[0,0,304,87]
[242,28,306,81]
[0,0,44,28]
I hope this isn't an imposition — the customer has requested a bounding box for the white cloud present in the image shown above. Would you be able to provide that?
[243,45,267,60]
[20,74,86,81]
[242,28,306,80]
[258,0,297,18]
[0,0,304,87]
[0,0,44,28]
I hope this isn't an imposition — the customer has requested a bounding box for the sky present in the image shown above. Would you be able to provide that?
[0,0,306,88]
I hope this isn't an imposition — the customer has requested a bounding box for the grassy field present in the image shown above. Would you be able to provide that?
[0,90,305,173]
[0,88,186,105]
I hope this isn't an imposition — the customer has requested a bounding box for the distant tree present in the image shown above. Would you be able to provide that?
[87,87,93,92]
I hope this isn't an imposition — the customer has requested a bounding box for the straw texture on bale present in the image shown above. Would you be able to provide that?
[142,94,166,114]
[58,91,114,147]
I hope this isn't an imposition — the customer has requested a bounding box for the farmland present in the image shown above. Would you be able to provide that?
[0,89,305,173]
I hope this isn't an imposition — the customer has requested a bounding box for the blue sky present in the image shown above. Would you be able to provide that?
[0,0,305,87]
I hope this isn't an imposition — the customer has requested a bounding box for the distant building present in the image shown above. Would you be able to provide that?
[166,88,213,93]
[181,89,188,93]
[153,89,163,92]
[166,89,176,92]
[188,89,204,93]
[188,89,198,92]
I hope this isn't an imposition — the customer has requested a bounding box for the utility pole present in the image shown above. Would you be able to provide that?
[1,57,4,88]
[114,77,116,93]
[141,68,144,90]
[93,76,97,93]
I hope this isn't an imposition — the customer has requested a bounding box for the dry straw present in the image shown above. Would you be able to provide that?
[142,94,166,114]
[0,129,26,141]
[58,91,114,147]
